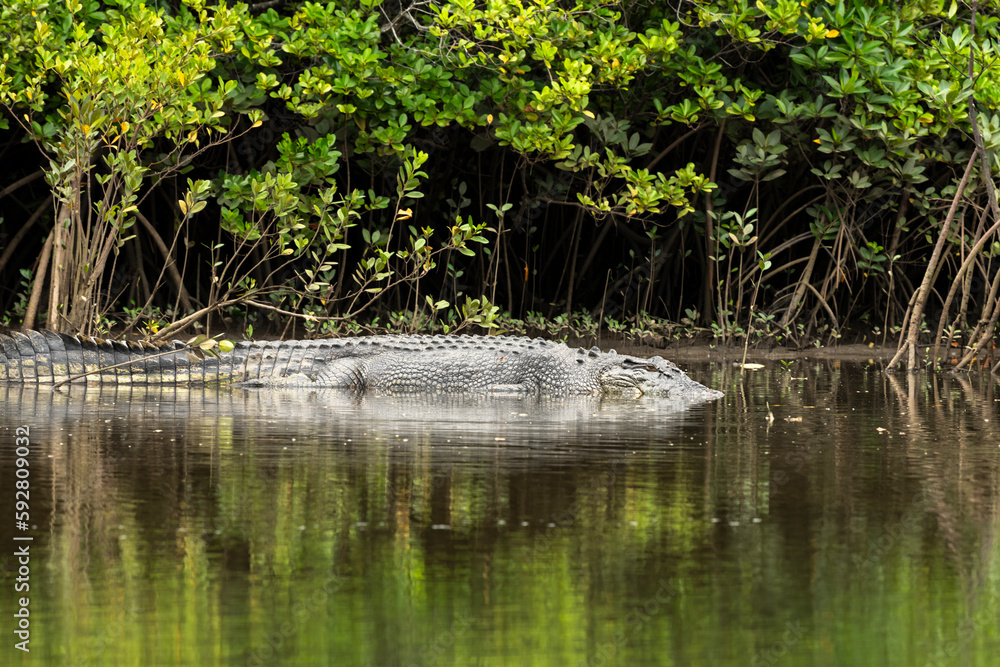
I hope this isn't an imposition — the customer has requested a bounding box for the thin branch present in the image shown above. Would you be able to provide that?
[0,170,44,201]
[132,209,195,314]
[150,298,245,340]
[0,196,51,276]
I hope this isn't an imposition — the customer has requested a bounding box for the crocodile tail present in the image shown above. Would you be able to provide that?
[0,329,244,385]
[0,331,67,382]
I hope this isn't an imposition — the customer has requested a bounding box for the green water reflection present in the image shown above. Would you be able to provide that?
[1,362,999,666]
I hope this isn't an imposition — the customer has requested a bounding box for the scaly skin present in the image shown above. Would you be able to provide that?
[0,330,723,400]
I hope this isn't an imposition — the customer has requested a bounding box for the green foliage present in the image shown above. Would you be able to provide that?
[0,0,256,331]
[1,0,1000,345]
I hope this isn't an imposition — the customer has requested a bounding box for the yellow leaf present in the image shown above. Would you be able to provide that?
[178,199,188,215]
[121,121,129,133]
[82,124,90,134]
[826,29,839,38]
[396,208,413,221]
[251,120,262,128]
[583,110,595,118]
[813,138,821,144]
[486,114,493,124]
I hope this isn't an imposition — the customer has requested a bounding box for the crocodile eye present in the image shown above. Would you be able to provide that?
[645,364,658,373]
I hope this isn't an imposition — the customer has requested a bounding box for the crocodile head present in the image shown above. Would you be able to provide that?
[598,353,723,400]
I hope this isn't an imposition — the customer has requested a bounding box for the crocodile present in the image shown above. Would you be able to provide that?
[0,330,723,400]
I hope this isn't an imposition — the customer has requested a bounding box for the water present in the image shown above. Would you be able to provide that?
[1,361,999,666]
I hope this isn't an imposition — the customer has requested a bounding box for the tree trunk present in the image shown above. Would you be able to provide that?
[888,153,976,370]
[46,195,73,331]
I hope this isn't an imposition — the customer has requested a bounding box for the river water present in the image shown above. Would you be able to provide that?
[1,361,999,666]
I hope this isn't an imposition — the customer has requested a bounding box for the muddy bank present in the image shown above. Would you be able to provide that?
[641,343,902,363]
[562,335,984,367]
